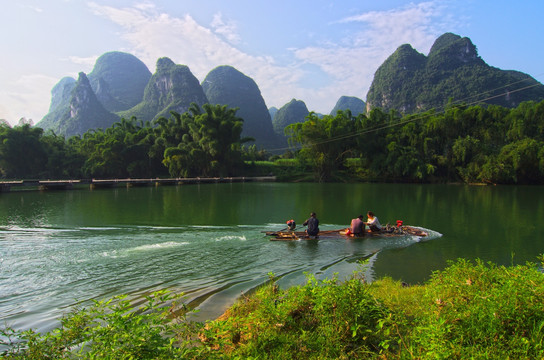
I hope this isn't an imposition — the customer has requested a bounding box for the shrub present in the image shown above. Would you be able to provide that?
[1,290,205,359]
[201,272,394,359]
[403,259,544,359]
[4,259,544,359]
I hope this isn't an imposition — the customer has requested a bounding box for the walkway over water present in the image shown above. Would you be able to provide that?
[0,176,276,192]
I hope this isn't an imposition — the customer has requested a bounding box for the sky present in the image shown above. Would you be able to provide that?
[1,0,543,126]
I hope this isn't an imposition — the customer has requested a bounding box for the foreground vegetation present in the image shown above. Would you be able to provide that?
[1,99,543,184]
[3,258,544,359]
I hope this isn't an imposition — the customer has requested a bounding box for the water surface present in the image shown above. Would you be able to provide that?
[0,182,542,334]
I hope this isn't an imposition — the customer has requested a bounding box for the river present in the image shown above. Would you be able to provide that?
[0,182,543,334]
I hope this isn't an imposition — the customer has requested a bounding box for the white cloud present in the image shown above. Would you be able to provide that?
[0,74,58,125]
[338,1,448,53]
[64,55,99,69]
[292,1,454,110]
[19,4,43,13]
[87,2,306,110]
[134,2,156,12]
[0,104,9,122]
[211,13,241,45]
[85,1,456,114]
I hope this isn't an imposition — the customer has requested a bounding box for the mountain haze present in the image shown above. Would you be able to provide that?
[48,77,76,114]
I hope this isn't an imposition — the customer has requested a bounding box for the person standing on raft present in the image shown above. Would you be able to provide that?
[303,212,320,236]
[364,211,382,232]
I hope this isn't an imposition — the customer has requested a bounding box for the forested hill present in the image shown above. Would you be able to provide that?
[272,99,309,136]
[330,96,366,116]
[37,72,120,138]
[202,65,280,149]
[117,57,209,123]
[88,51,152,113]
[366,32,544,113]
[36,34,544,147]
[2,99,544,184]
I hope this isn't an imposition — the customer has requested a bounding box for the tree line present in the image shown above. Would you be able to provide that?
[287,100,544,184]
[1,100,543,184]
[0,103,249,180]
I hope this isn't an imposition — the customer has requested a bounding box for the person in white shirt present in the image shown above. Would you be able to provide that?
[364,211,382,232]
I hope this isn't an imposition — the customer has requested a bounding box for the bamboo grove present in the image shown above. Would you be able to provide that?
[0,100,543,184]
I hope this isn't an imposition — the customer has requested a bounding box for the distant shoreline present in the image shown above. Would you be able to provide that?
[0,176,276,192]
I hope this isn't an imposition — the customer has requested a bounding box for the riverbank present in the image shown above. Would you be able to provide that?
[3,257,544,359]
[0,176,276,192]
[201,258,544,358]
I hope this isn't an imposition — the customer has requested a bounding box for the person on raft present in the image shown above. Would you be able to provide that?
[348,215,365,236]
[303,212,319,236]
[364,211,382,232]
[286,219,296,231]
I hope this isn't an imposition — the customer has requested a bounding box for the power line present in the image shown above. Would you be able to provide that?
[262,76,544,153]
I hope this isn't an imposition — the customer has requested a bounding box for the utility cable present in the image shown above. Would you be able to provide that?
[261,76,544,153]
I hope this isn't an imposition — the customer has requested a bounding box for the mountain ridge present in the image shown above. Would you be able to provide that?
[202,65,280,148]
[366,32,544,113]
[38,72,120,137]
[117,57,209,123]
[37,33,544,145]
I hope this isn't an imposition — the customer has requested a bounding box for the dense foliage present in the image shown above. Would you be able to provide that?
[1,291,204,359]
[286,110,359,182]
[286,100,544,184]
[2,100,544,184]
[0,103,247,179]
[0,124,79,179]
[3,258,544,359]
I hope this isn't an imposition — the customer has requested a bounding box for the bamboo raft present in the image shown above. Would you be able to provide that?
[265,226,428,241]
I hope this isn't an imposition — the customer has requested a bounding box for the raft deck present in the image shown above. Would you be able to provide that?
[265,226,428,241]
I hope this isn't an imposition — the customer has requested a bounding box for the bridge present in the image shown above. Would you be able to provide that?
[0,176,276,192]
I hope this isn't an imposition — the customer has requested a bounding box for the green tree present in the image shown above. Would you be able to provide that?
[507,100,544,142]
[0,124,47,178]
[162,103,247,177]
[451,135,484,183]
[40,131,84,179]
[354,108,397,177]
[496,138,544,184]
[286,111,357,181]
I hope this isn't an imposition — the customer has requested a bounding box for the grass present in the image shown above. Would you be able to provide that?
[3,258,544,359]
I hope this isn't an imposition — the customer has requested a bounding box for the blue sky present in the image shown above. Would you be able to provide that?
[1,0,543,126]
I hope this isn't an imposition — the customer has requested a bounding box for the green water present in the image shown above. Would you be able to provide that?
[0,182,543,334]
